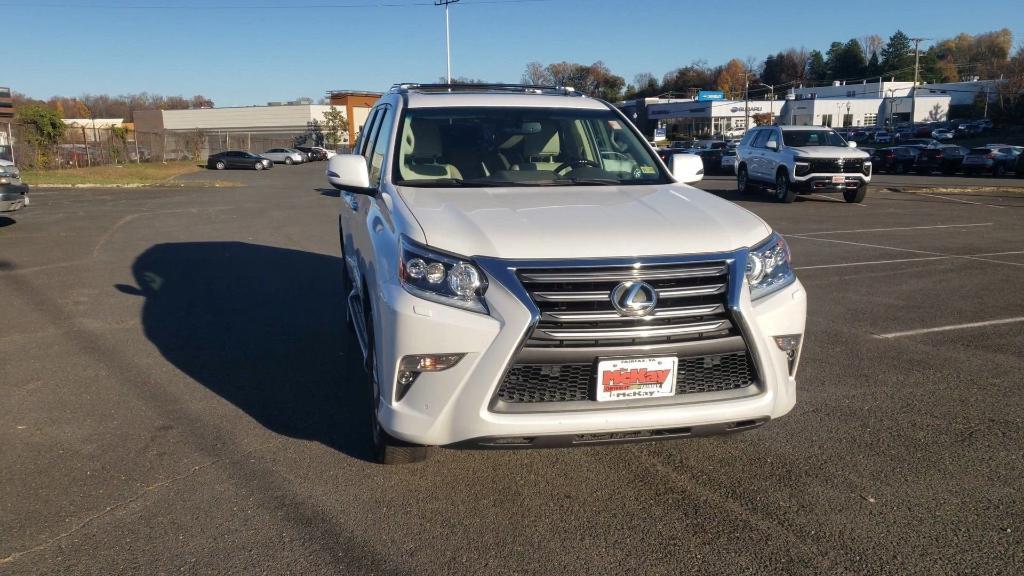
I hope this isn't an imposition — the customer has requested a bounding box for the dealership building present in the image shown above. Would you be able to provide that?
[622,79,1000,138]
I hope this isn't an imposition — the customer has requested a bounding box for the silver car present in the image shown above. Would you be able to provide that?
[261,148,305,165]
[0,160,29,213]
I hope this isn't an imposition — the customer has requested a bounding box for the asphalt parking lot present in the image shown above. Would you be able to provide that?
[2,164,1022,575]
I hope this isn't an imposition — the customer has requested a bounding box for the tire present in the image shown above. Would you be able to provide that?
[844,183,867,203]
[774,170,796,203]
[364,296,430,465]
[895,162,906,175]
[737,166,755,194]
[215,160,226,170]
[992,164,1004,178]
[254,161,264,171]
[285,157,293,165]
[942,167,956,176]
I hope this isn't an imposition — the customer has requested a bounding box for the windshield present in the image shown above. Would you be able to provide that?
[782,129,848,147]
[392,106,669,187]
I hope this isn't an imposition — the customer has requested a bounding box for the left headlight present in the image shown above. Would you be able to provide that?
[745,232,796,301]
[399,236,488,314]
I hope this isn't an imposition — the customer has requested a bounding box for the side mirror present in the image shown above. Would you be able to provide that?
[765,140,779,151]
[326,154,373,193]
[671,153,704,184]
[847,141,858,148]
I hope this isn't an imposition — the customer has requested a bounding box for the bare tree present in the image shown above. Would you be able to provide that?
[522,61,552,85]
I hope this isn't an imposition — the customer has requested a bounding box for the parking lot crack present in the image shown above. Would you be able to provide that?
[0,439,281,566]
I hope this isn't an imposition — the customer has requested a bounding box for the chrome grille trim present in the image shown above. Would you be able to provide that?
[532,283,726,303]
[519,265,728,283]
[536,320,727,340]
[544,303,724,322]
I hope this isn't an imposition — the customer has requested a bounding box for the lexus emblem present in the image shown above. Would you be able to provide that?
[610,281,658,317]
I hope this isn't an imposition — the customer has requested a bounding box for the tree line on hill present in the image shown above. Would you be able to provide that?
[12,92,215,122]
[517,28,1023,121]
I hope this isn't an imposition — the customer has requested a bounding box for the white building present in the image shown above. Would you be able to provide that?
[135,104,339,135]
[62,118,125,141]
[621,97,784,138]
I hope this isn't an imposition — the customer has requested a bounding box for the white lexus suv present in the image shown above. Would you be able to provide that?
[735,125,871,203]
[329,84,806,464]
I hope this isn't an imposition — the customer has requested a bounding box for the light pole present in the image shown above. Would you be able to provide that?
[435,0,460,84]
[909,37,928,124]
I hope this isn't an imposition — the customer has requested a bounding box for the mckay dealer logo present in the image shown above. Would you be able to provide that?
[598,357,677,400]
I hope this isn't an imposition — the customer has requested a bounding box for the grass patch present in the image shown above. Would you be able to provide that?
[21,161,203,187]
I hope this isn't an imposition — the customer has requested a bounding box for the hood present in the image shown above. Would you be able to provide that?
[788,146,870,159]
[396,184,772,260]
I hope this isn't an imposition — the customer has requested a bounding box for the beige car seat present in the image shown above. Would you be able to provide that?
[398,118,463,181]
[513,124,562,171]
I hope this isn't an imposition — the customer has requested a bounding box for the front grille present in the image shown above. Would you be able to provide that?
[807,158,864,174]
[518,262,734,348]
[497,352,756,403]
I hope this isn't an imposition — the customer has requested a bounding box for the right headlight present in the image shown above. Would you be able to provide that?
[746,232,796,301]
[399,236,488,314]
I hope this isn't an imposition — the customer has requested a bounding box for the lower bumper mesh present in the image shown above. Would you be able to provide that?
[497,352,756,404]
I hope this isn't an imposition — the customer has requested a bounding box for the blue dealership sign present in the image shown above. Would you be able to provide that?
[697,91,725,101]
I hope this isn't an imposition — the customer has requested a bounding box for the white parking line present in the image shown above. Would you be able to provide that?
[795,256,952,270]
[786,235,1024,268]
[790,223,993,236]
[920,193,1004,209]
[874,317,1024,339]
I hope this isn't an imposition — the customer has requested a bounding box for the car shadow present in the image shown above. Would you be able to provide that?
[116,241,375,461]
[317,187,340,198]
[0,216,15,228]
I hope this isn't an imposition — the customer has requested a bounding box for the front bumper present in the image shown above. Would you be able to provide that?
[372,253,806,447]
[792,173,869,192]
[0,183,29,213]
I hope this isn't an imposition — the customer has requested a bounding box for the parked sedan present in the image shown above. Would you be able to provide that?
[206,150,272,170]
[262,148,305,165]
[915,145,968,175]
[961,146,1021,177]
[0,160,29,213]
[931,128,955,141]
[870,146,921,174]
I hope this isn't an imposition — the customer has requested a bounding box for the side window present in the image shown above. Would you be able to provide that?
[752,130,770,148]
[359,108,383,161]
[369,106,395,186]
[740,129,757,147]
[765,130,780,149]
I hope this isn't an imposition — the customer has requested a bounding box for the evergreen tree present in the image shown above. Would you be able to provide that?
[807,50,828,82]
[881,30,913,79]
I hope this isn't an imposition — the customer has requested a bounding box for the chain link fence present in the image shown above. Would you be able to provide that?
[10,123,351,170]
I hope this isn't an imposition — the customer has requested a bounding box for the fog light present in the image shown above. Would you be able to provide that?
[774,334,802,356]
[399,353,465,372]
[395,354,466,401]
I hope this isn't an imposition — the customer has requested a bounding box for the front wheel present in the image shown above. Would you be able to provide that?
[215,160,226,170]
[364,300,430,465]
[844,184,868,203]
[774,171,796,203]
[285,157,293,165]
[254,161,264,170]
[737,166,755,194]
[992,164,1005,178]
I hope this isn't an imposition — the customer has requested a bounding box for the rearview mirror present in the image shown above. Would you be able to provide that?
[326,154,374,193]
[671,154,704,184]
[847,141,858,148]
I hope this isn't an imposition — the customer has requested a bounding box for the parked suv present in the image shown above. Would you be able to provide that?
[961,145,1021,177]
[0,160,29,214]
[328,83,806,464]
[735,125,871,203]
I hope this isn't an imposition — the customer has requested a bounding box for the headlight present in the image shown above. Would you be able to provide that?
[399,236,488,313]
[793,157,811,177]
[862,161,872,176]
[745,232,796,300]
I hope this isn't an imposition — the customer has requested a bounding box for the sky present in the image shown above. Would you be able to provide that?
[5,0,1023,107]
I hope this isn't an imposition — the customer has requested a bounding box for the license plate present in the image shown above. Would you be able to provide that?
[831,175,845,184]
[596,356,678,402]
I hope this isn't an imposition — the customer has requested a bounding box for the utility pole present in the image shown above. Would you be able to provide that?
[435,0,460,84]
[909,37,927,125]
[744,72,750,131]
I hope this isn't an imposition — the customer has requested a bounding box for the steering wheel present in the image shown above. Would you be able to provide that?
[553,158,601,175]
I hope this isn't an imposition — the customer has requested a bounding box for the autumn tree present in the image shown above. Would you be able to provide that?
[715,59,748,99]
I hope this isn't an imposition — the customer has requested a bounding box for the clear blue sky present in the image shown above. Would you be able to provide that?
[6,0,1023,106]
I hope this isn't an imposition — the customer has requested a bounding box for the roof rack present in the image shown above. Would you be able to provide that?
[390,83,582,96]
